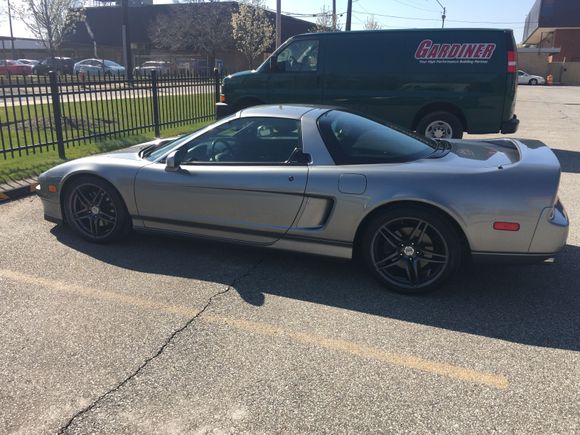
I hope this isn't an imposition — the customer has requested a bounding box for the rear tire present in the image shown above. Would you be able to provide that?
[63,176,130,243]
[416,111,463,139]
[361,206,463,294]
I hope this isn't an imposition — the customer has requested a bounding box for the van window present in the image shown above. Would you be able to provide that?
[274,40,319,73]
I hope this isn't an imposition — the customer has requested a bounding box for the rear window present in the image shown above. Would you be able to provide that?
[317,110,436,164]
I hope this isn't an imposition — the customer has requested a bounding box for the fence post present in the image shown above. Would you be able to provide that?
[151,70,160,138]
[213,67,220,103]
[49,71,65,159]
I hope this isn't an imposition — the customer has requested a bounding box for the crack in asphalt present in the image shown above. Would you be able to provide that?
[58,257,265,434]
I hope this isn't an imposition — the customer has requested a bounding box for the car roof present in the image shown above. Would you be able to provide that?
[239,104,332,119]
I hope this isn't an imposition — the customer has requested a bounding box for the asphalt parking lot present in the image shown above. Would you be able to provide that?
[1,86,579,434]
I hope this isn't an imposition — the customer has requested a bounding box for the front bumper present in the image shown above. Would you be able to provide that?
[501,115,519,134]
[36,184,63,224]
[216,102,231,120]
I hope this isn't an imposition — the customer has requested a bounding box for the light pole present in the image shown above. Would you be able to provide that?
[7,0,16,59]
[434,0,446,28]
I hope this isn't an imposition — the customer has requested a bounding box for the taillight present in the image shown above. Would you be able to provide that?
[493,222,520,231]
[507,50,517,73]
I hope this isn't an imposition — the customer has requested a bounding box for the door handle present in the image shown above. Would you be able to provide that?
[288,176,294,182]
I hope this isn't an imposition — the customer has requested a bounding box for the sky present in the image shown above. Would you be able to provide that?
[1,0,536,44]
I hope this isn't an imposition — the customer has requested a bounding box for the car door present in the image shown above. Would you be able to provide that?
[266,38,322,105]
[134,117,308,245]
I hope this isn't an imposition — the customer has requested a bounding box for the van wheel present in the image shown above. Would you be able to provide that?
[416,111,463,139]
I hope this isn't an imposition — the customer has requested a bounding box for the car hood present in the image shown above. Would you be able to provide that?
[40,138,177,178]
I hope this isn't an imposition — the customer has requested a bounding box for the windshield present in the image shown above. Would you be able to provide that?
[145,135,194,161]
[317,110,437,165]
[104,60,122,67]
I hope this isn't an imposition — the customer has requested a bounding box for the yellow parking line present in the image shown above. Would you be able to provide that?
[0,269,508,389]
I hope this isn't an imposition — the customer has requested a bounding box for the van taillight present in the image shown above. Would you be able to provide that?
[507,51,517,73]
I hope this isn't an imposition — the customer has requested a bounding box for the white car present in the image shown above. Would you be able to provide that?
[73,59,126,77]
[517,70,545,85]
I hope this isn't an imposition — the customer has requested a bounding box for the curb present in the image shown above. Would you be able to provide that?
[0,178,39,203]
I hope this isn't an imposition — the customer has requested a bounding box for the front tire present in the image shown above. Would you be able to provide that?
[63,176,129,243]
[361,206,463,294]
[416,111,463,139]
[529,78,538,85]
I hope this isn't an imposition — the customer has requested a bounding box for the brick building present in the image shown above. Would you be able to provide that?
[523,0,580,62]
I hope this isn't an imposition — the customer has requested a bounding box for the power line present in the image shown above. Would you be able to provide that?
[352,10,523,24]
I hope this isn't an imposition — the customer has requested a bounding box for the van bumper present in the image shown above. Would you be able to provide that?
[501,115,519,134]
[216,103,231,120]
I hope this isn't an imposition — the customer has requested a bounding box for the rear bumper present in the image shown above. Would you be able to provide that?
[529,200,569,254]
[501,115,519,134]
[216,102,231,120]
[472,200,569,263]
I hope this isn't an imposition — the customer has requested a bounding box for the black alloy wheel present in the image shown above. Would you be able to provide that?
[64,176,129,243]
[362,206,462,293]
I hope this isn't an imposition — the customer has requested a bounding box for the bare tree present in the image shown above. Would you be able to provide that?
[16,0,85,58]
[363,15,382,30]
[231,0,274,69]
[150,1,234,70]
[310,5,342,32]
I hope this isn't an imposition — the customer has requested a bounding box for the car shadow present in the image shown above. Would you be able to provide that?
[52,225,580,352]
[553,149,580,174]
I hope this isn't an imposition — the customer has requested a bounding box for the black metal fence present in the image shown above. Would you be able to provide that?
[0,70,220,160]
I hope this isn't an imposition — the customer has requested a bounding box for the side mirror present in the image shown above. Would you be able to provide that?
[287,148,311,165]
[165,149,183,171]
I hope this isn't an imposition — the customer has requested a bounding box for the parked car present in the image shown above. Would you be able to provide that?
[134,61,171,76]
[74,59,126,77]
[37,105,568,294]
[0,60,33,75]
[33,57,75,75]
[16,59,39,67]
[517,70,546,85]
[217,29,520,139]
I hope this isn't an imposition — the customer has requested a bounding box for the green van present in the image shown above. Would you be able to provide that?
[217,29,519,139]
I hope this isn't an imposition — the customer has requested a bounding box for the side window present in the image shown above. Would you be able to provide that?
[274,40,319,73]
[179,117,302,164]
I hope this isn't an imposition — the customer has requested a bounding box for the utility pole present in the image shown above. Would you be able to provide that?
[7,0,16,59]
[332,0,336,31]
[346,0,352,31]
[276,0,281,47]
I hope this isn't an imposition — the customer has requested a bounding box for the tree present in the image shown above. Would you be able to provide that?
[363,15,382,30]
[16,0,85,58]
[309,5,342,33]
[150,1,234,70]
[231,0,274,69]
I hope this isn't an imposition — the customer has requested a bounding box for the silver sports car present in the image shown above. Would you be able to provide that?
[37,105,569,293]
